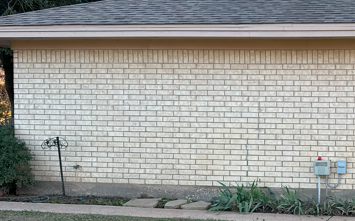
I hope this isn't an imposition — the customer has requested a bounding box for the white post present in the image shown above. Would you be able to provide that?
[318,176,321,204]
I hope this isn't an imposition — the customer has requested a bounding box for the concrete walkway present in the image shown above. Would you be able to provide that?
[0,201,354,221]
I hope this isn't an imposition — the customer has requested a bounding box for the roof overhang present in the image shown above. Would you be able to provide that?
[0,23,355,39]
[0,40,11,47]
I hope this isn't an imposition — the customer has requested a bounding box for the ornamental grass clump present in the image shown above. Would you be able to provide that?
[209,181,276,214]
[0,126,34,194]
[210,181,355,217]
[277,186,303,215]
[210,182,304,215]
[304,197,333,216]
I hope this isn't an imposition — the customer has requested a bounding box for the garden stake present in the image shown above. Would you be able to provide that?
[56,137,65,196]
[41,137,68,196]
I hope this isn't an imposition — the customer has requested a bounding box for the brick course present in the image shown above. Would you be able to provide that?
[13,49,355,189]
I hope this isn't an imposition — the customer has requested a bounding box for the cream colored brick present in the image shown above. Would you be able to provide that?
[10,48,355,189]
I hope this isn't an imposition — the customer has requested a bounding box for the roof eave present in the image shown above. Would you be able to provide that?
[1,23,355,39]
[0,40,11,47]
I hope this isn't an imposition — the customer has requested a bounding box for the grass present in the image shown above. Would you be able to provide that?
[0,211,228,221]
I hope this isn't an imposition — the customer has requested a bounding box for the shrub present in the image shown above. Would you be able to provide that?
[0,126,34,194]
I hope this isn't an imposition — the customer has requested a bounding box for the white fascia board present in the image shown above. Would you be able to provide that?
[1,23,355,38]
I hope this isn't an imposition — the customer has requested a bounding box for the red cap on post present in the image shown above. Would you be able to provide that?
[318,156,322,160]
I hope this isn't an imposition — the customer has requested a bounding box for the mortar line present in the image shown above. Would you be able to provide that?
[257,101,260,139]
[246,139,249,177]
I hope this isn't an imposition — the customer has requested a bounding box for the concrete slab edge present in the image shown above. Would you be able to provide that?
[0,202,341,221]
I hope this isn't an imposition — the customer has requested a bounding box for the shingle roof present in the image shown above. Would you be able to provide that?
[0,0,355,26]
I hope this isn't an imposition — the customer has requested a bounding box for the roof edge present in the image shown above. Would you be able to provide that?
[1,23,355,39]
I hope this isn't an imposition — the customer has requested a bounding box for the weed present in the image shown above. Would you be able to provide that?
[96,198,107,205]
[46,198,58,204]
[187,199,196,204]
[111,198,127,206]
[157,197,171,208]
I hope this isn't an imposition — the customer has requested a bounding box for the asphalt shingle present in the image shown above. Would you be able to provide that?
[0,0,354,26]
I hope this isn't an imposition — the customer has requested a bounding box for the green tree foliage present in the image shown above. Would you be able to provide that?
[0,48,13,120]
[1,0,102,16]
[0,126,34,194]
[0,74,11,124]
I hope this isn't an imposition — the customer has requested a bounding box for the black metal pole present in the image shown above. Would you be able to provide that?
[56,136,66,196]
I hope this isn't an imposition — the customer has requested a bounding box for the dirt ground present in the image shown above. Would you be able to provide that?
[0,195,129,206]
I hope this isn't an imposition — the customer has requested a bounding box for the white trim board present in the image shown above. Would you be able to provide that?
[1,23,355,39]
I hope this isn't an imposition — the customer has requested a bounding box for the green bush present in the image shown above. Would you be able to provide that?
[0,126,34,194]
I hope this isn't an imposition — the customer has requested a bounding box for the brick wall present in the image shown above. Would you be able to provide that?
[13,49,355,189]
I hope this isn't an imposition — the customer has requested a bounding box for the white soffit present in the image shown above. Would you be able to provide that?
[1,24,355,38]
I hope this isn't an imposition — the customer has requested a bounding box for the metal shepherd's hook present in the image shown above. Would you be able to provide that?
[41,137,68,196]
